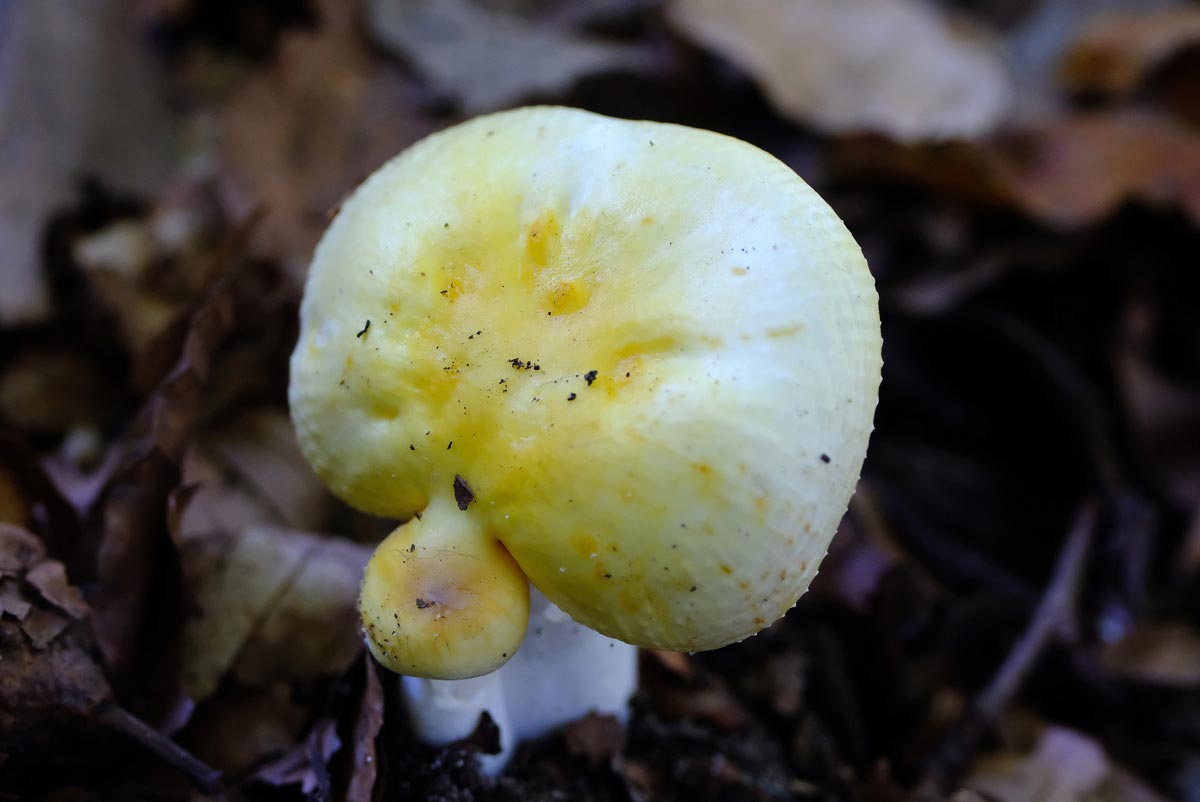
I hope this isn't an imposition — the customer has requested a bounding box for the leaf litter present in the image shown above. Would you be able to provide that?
[2,0,1200,800]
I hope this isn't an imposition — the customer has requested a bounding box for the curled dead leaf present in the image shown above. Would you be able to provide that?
[0,525,90,645]
[20,606,72,649]
[0,526,110,751]
[668,0,1012,141]
[991,112,1200,224]
[89,258,289,678]
[22,564,83,624]
[25,561,89,620]
[0,524,44,576]
[0,617,111,738]
[0,578,33,620]
[91,448,184,679]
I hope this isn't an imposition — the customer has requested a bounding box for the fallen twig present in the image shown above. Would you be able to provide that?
[916,501,1098,798]
[97,703,223,793]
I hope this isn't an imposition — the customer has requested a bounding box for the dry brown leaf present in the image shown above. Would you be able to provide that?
[91,449,184,679]
[0,578,33,621]
[1000,0,1189,122]
[0,524,44,577]
[25,561,89,620]
[841,111,1200,226]
[218,0,433,289]
[20,606,72,649]
[366,0,652,113]
[668,0,1012,141]
[1060,8,1200,96]
[0,617,111,739]
[0,1,178,326]
[986,113,1200,224]
[90,263,289,678]
[180,526,371,700]
[0,526,111,745]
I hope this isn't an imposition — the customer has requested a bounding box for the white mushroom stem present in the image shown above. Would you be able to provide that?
[400,587,639,775]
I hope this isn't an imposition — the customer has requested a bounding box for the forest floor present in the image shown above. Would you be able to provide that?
[2,1,1200,801]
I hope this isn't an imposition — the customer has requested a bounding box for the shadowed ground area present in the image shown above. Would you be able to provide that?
[1,1,1199,801]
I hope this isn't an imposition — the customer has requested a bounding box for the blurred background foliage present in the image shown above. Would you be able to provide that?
[1,1,1199,801]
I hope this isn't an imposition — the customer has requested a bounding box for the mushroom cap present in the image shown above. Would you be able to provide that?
[290,107,881,677]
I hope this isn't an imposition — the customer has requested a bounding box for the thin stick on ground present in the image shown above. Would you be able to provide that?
[917,501,1098,798]
[97,703,223,793]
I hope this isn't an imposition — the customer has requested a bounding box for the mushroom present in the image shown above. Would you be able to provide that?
[289,106,882,769]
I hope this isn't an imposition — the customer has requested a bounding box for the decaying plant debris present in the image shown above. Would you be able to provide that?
[1,1,1199,801]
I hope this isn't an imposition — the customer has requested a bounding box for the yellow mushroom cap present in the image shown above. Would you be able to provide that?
[289,106,882,679]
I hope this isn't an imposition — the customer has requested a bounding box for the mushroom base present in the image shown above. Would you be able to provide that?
[400,587,638,775]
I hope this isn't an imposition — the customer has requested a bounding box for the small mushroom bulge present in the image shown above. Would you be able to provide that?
[289,107,882,679]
